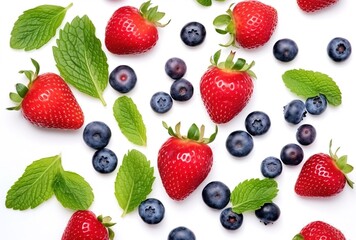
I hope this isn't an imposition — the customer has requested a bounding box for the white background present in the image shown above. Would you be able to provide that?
[1,0,355,239]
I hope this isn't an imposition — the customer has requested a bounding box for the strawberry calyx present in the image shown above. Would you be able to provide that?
[139,0,170,28]
[292,233,303,240]
[162,121,218,144]
[213,3,236,48]
[97,214,116,240]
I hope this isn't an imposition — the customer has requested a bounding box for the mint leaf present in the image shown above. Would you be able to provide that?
[53,170,94,210]
[5,155,62,210]
[113,96,147,146]
[53,15,109,106]
[196,0,212,6]
[282,69,342,106]
[114,149,155,216]
[230,178,278,214]
[10,4,72,50]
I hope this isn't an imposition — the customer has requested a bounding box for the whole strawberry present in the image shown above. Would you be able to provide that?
[297,0,339,13]
[214,0,278,49]
[158,122,218,201]
[293,220,346,240]
[105,0,169,55]
[295,140,354,197]
[62,210,115,240]
[7,59,84,130]
[200,50,256,124]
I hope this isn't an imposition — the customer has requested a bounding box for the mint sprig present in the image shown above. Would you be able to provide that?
[10,3,72,50]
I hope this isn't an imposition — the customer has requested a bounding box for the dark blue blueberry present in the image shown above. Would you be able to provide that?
[260,157,283,178]
[280,143,304,166]
[220,207,243,230]
[150,91,173,113]
[245,111,271,136]
[92,148,118,173]
[165,57,187,80]
[305,94,328,115]
[283,99,307,124]
[296,124,316,146]
[168,226,195,240]
[109,65,137,93]
[138,198,165,224]
[255,202,281,225]
[180,21,206,47]
[170,78,194,101]
[202,181,231,210]
[327,37,352,62]
[226,130,254,157]
[273,38,298,62]
[83,121,111,149]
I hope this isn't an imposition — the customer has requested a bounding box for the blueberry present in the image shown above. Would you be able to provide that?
[170,78,194,101]
[92,148,118,173]
[305,94,328,115]
[150,91,173,113]
[255,202,281,225]
[280,143,304,166]
[245,111,271,136]
[168,226,195,240]
[283,99,307,124]
[273,38,298,62]
[109,65,137,93]
[260,157,283,178]
[327,37,352,62]
[138,198,165,224]
[220,207,243,230]
[83,121,111,149]
[180,21,206,47]
[202,181,231,210]
[296,124,316,146]
[226,130,254,157]
[165,57,187,80]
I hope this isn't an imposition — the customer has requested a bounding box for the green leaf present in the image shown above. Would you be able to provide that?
[282,69,342,106]
[113,96,147,146]
[53,15,108,106]
[5,155,62,210]
[230,178,278,214]
[10,4,72,50]
[114,149,155,216]
[196,0,212,6]
[53,170,94,210]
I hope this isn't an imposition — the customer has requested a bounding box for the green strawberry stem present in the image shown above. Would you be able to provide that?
[213,4,236,48]
[97,214,116,240]
[140,0,170,27]
[292,234,303,240]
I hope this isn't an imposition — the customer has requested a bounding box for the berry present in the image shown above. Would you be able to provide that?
[273,38,298,62]
[168,226,196,240]
[165,57,187,80]
[138,198,165,224]
[260,156,283,178]
[202,181,231,210]
[244,111,271,136]
[83,121,112,149]
[150,91,173,113]
[92,148,118,174]
[226,130,254,157]
[180,21,206,47]
[170,78,194,101]
[305,94,328,115]
[283,99,307,124]
[109,65,137,93]
[327,37,352,62]
[220,207,244,230]
[255,202,281,225]
[293,220,346,240]
[297,0,340,13]
[296,124,316,146]
[280,143,304,166]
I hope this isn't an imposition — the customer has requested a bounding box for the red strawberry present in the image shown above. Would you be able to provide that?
[297,0,339,13]
[293,220,346,240]
[62,210,115,240]
[200,50,256,124]
[7,59,84,130]
[158,122,218,201]
[295,140,354,197]
[214,0,278,49]
[105,1,169,55]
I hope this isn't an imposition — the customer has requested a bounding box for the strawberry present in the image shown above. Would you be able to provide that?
[214,0,278,49]
[297,0,339,13]
[104,1,169,55]
[200,50,256,124]
[62,210,115,240]
[157,122,218,201]
[293,220,346,240]
[295,140,354,197]
[7,59,84,130]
